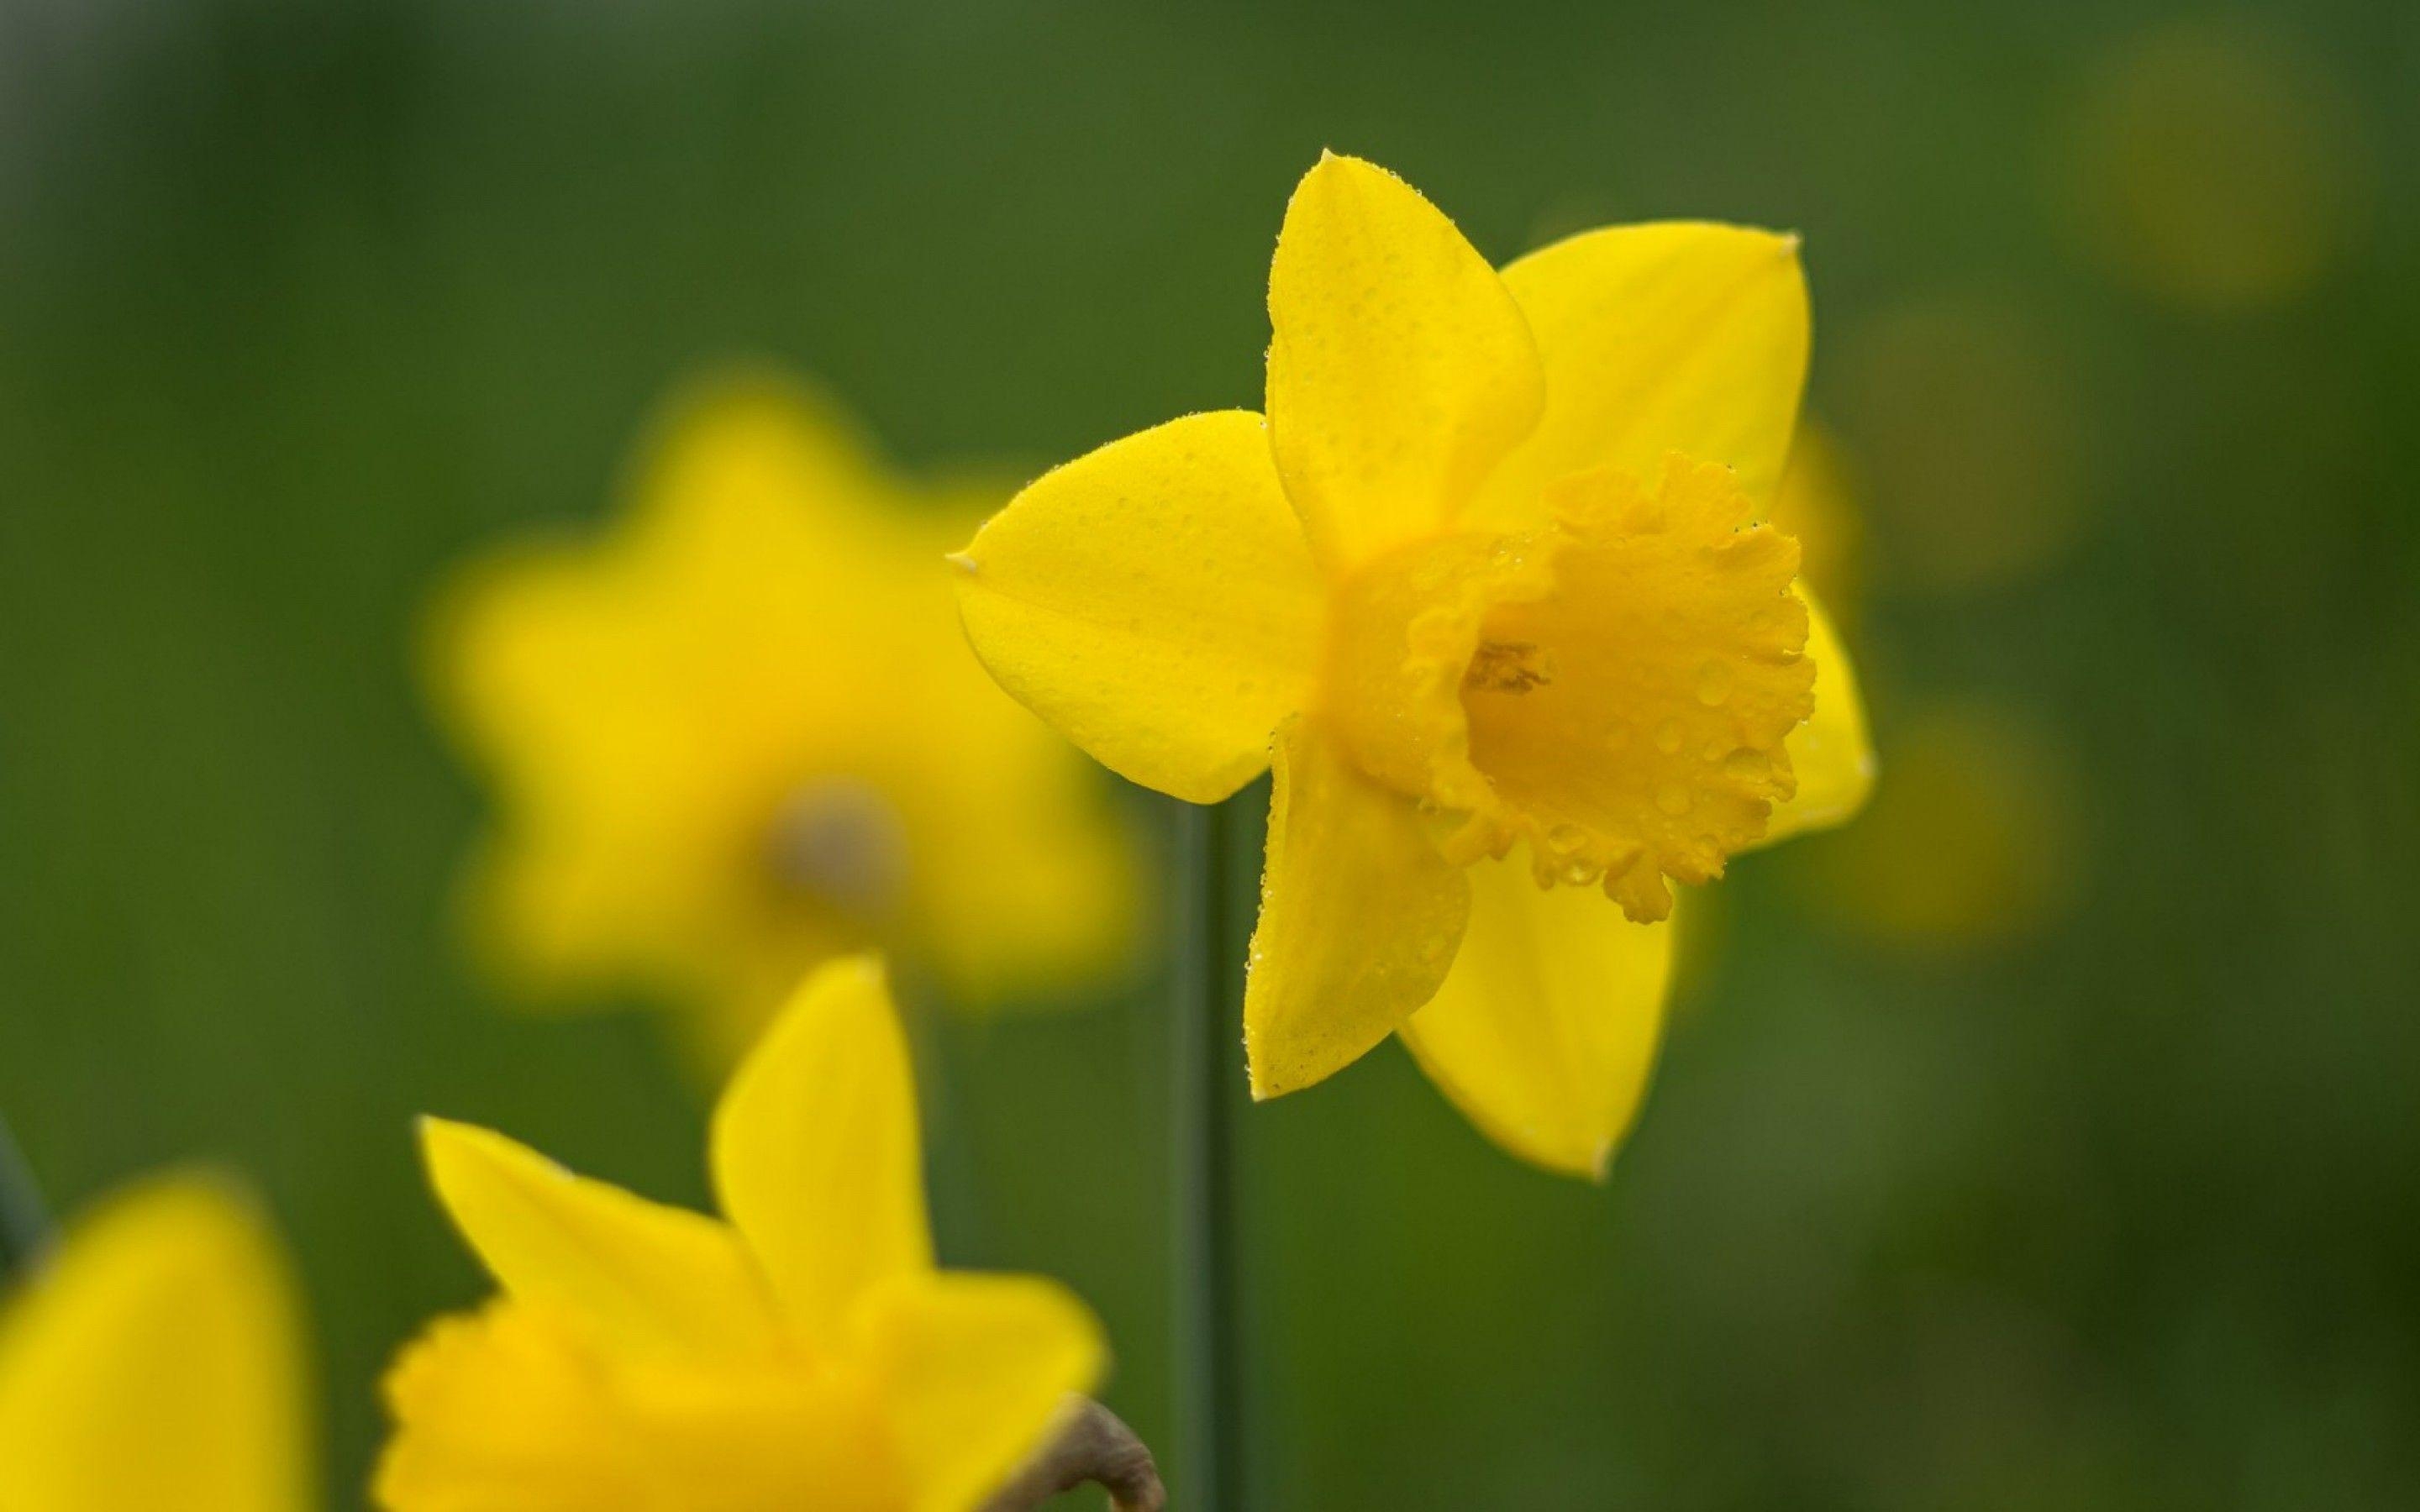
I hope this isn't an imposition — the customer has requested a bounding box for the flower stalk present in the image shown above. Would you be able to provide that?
[1173,795,1245,1509]
[0,1108,50,1274]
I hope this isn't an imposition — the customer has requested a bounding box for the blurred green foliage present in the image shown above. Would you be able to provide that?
[3,0,2417,1505]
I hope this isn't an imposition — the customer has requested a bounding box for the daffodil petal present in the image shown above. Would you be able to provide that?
[1398,858,1676,1179]
[1266,152,1545,567]
[1244,717,1471,1100]
[627,372,896,564]
[711,954,934,1342]
[855,1272,1107,1512]
[1475,223,1810,529]
[376,1300,899,1511]
[952,410,1322,804]
[619,377,955,713]
[0,1174,313,1512]
[1761,589,1876,846]
[913,757,1144,1007]
[419,1117,776,1357]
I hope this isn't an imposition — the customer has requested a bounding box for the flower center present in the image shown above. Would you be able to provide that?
[1463,638,1555,693]
[764,777,910,920]
[1323,455,1815,922]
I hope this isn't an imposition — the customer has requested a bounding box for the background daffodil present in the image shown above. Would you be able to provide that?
[953,153,1876,1177]
[0,1173,314,1511]
[376,954,1108,1510]
[428,374,1141,1065]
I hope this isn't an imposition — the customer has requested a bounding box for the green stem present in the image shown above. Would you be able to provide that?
[0,1109,50,1277]
[1173,796,1244,1509]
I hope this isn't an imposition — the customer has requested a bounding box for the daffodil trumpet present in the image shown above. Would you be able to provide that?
[953,152,1876,1179]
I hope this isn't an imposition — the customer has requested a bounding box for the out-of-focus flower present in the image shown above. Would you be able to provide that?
[1839,293,2085,594]
[2057,18,2367,314]
[425,375,1140,1065]
[0,1173,313,1511]
[1805,700,2082,950]
[376,954,1106,1511]
[952,153,1874,1177]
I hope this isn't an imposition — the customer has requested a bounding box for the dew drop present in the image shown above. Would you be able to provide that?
[1545,822,1588,856]
[1723,748,1770,780]
[1654,720,1685,756]
[1696,660,1734,706]
[1655,785,1692,816]
[1560,859,1602,886]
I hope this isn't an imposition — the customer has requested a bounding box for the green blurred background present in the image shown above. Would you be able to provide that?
[3,0,2417,1505]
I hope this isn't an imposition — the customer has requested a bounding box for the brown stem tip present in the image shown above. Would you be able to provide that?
[981,1396,1167,1512]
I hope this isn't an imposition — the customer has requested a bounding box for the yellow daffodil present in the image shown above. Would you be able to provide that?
[376,954,1107,1510]
[428,375,1141,1064]
[953,154,1876,1177]
[0,1173,313,1511]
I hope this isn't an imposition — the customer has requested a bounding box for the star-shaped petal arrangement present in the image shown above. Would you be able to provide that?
[428,375,1144,1065]
[952,154,1876,1177]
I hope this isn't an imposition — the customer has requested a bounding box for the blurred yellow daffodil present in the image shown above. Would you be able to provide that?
[0,1173,314,1511]
[1807,699,2081,950]
[954,154,1874,1176]
[428,376,1140,1064]
[376,954,1107,1510]
[2060,18,2367,314]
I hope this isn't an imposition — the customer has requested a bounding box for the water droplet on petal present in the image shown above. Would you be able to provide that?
[1655,720,1685,756]
[1697,660,1734,706]
[1656,785,1692,816]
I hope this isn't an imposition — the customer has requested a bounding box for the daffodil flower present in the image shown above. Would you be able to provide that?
[428,375,1141,1064]
[953,154,1876,1177]
[0,1174,314,1510]
[376,954,1107,1510]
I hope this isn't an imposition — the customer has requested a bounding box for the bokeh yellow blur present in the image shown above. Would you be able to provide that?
[425,375,1142,1064]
